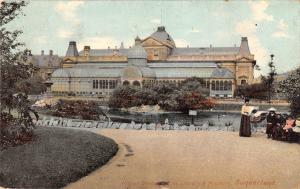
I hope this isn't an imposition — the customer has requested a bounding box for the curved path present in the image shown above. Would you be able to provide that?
[65,129,300,189]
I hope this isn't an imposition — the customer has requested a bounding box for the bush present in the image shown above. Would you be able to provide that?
[235,83,268,100]
[108,77,215,113]
[51,100,108,120]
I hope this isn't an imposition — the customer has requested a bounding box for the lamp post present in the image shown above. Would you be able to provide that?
[268,54,275,105]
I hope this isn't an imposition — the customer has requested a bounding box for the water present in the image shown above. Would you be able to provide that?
[107,109,242,129]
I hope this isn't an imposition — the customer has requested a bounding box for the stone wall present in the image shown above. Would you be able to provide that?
[36,115,245,132]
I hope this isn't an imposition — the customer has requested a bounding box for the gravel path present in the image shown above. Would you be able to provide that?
[65,129,300,189]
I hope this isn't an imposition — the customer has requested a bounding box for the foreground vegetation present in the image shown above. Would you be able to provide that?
[0,127,118,188]
[108,77,215,113]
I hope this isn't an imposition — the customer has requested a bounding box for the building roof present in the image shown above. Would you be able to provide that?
[238,37,251,56]
[121,66,155,79]
[154,68,213,78]
[148,62,217,68]
[171,47,239,56]
[66,41,79,57]
[79,49,129,56]
[31,55,62,68]
[127,44,147,59]
[211,67,235,79]
[150,26,175,46]
[52,68,122,78]
[52,68,71,78]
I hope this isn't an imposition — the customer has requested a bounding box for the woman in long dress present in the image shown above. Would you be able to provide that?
[239,98,251,137]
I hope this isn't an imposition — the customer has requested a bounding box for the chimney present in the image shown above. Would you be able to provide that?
[187,45,189,48]
[134,36,142,46]
[238,37,251,56]
[41,50,44,55]
[49,50,53,56]
[210,44,212,48]
[66,41,79,57]
[120,42,124,49]
[83,46,90,56]
[157,26,166,32]
[108,46,110,50]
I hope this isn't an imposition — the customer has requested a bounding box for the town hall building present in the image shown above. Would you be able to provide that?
[51,26,256,98]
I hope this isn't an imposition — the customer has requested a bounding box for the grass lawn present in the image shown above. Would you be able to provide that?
[0,127,118,188]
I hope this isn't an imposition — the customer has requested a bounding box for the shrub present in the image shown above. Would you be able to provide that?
[51,100,108,120]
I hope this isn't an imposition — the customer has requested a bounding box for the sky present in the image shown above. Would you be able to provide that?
[5,0,300,76]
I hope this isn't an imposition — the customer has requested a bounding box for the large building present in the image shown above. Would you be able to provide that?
[28,50,62,80]
[51,26,256,98]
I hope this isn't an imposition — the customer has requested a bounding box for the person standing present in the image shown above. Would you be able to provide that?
[239,98,251,137]
[266,107,277,138]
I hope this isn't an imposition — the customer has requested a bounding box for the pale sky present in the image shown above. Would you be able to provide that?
[6,0,300,76]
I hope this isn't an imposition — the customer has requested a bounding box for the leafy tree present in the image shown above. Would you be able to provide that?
[108,85,140,108]
[279,67,300,117]
[176,90,214,113]
[0,1,38,149]
[235,83,268,100]
[109,77,215,113]
[261,54,277,103]
[16,75,47,95]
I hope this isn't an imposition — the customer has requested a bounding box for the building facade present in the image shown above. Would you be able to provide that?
[28,50,62,80]
[51,26,256,98]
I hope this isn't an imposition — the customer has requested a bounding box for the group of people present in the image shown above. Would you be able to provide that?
[239,98,298,142]
[266,108,297,141]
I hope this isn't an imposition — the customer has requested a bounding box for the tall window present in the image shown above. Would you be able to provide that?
[154,49,159,56]
[123,80,130,86]
[133,80,140,87]
[241,79,247,85]
[228,81,232,90]
[224,81,228,90]
[220,81,224,91]
[212,81,215,90]
[216,81,220,90]
[96,80,98,89]
[99,80,103,89]
[92,80,96,89]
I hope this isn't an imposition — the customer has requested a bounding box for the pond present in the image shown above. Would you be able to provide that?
[107,109,243,130]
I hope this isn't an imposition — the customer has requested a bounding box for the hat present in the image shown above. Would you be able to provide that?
[268,107,277,112]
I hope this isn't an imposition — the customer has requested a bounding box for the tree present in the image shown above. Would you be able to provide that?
[108,85,140,108]
[176,90,215,113]
[279,67,300,117]
[0,1,38,149]
[262,54,277,103]
[235,83,268,100]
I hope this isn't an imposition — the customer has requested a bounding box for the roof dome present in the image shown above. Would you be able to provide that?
[121,66,155,80]
[127,44,147,59]
[150,26,175,46]
[211,67,234,79]
[121,66,143,80]
[51,68,70,78]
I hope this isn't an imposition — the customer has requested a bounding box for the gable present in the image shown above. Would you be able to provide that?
[141,36,174,48]
[141,37,165,47]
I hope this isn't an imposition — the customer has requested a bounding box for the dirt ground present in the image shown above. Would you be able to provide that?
[65,129,300,189]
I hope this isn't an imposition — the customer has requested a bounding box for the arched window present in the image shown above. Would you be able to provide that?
[228,81,232,90]
[133,80,141,87]
[212,81,216,90]
[224,81,228,90]
[216,81,220,90]
[220,81,224,91]
[123,80,130,86]
[241,79,247,85]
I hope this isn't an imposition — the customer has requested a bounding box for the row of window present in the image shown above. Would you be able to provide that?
[211,80,232,91]
[92,80,118,89]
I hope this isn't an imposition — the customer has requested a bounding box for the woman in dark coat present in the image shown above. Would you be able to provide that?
[239,98,251,137]
[266,108,277,138]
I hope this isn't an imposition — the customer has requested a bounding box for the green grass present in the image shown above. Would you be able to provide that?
[0,127,118,188]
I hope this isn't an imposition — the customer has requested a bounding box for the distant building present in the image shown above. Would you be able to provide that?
[28,50,62,80]
[51,26,256,98]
